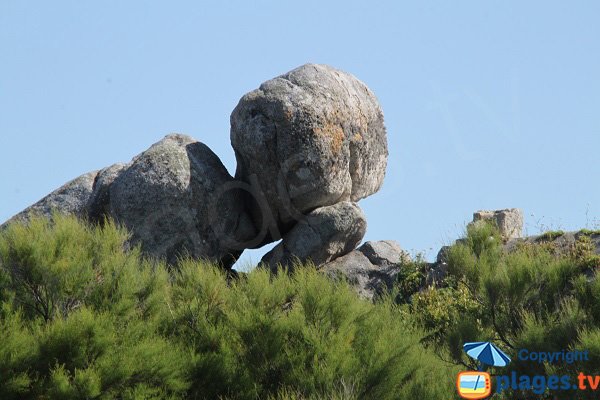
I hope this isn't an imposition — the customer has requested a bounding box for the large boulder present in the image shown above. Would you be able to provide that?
[2,170,99,227]
[320,240,410,300]
[261,201,367,272]
[231,64,388,244]
[107,134,255,266]
[2,134,256,267]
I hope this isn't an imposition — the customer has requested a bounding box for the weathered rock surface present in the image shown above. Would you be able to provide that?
[2,134,256,267]
[87,163,128,223]
[471,208,523,240]
[261,202,367,272]
[320,240,410,300]
[231,64,388,243]
[3,64,392,271]
[2,170,99,227]
[107,134,255,266]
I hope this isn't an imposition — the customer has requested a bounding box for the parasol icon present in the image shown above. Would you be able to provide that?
[463,341,511,370]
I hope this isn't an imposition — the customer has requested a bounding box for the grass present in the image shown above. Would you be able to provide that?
[579,228,600,236]
[537,230,565,241]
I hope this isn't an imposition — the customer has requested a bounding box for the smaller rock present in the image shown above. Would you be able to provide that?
[424,262,448,287]
[359,240,410,266]
[2,170,99,228]
[261,202,367,272]
[320,239,409,300]
[436,245,451,264]
[422,245,451,287]
[472,208,523,240]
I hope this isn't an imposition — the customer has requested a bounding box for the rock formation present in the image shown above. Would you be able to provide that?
[230,64,387,243]
[320,240,410,300]
[3,134,256,267]
[105,134,255,266]
[6,171,99,224]
[470,208,523,240]
[3,62,597,301]
[2,64,386,269]
[261,202,367,272]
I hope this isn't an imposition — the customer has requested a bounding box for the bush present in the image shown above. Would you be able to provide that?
[411,221,600,399]
[0,215,455,399]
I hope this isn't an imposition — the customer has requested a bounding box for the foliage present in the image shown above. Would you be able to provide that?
[394,255,428,303]
[5,214,599,399]
[410,221,600,399]
[537,230,565,241]
[0,215,455,400]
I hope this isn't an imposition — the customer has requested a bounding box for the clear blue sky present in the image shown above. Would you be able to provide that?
[1,1,599,266]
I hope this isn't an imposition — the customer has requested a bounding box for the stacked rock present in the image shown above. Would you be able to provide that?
[2,64,388,271]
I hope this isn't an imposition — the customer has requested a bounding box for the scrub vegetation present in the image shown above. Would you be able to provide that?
[1,215,599,399]
[0,215,453,400]
[409,221,600,399]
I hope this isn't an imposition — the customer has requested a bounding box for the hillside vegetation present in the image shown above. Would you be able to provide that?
[1,215,600,399]
[0,215,453,400]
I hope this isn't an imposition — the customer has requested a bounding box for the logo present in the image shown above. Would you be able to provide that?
[455,341,595,397]
[456,371,491,399]
[456,341,511,399]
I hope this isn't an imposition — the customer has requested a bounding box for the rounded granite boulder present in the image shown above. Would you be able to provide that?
[230,64,388,243]
[108,134,256,266]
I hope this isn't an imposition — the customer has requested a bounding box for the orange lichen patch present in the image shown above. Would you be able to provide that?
[314,123,345,154]
[283,108,294,121]
[352,133,363,142]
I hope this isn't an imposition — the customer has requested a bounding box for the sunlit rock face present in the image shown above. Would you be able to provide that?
[231,64,388,243]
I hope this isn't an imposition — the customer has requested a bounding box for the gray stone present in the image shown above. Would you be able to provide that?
[87,163,128,223]
[424,262,448,287]
[472,208,523,240]
[261,201,367,272]
[359,240,410,266]
[2,134,257,267]
[231,64,388,242]
[320,239,410,300]
[436,245,451,264]
[425,245,451,286]
[107,134,256,266]
[2,170,99,227]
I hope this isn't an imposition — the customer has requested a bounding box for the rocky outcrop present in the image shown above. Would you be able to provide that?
[106,134,255,266]
[470,208,523,240]
[320,240,410,300]
[230,64,388,243]
[261,202,366,272]
[3,134,256,267]
[3,64,387,270]
[4,171,99,225]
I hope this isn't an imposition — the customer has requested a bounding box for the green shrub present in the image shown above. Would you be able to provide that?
[0,215,455,399]
[537,230,566,241]
[411,220,600,399]
[394,255,428,303]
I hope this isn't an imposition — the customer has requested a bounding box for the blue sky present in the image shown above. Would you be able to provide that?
[1,1,599,266]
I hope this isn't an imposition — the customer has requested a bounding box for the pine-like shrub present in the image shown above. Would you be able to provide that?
[411,221,600,399]
[0,215,455,399]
